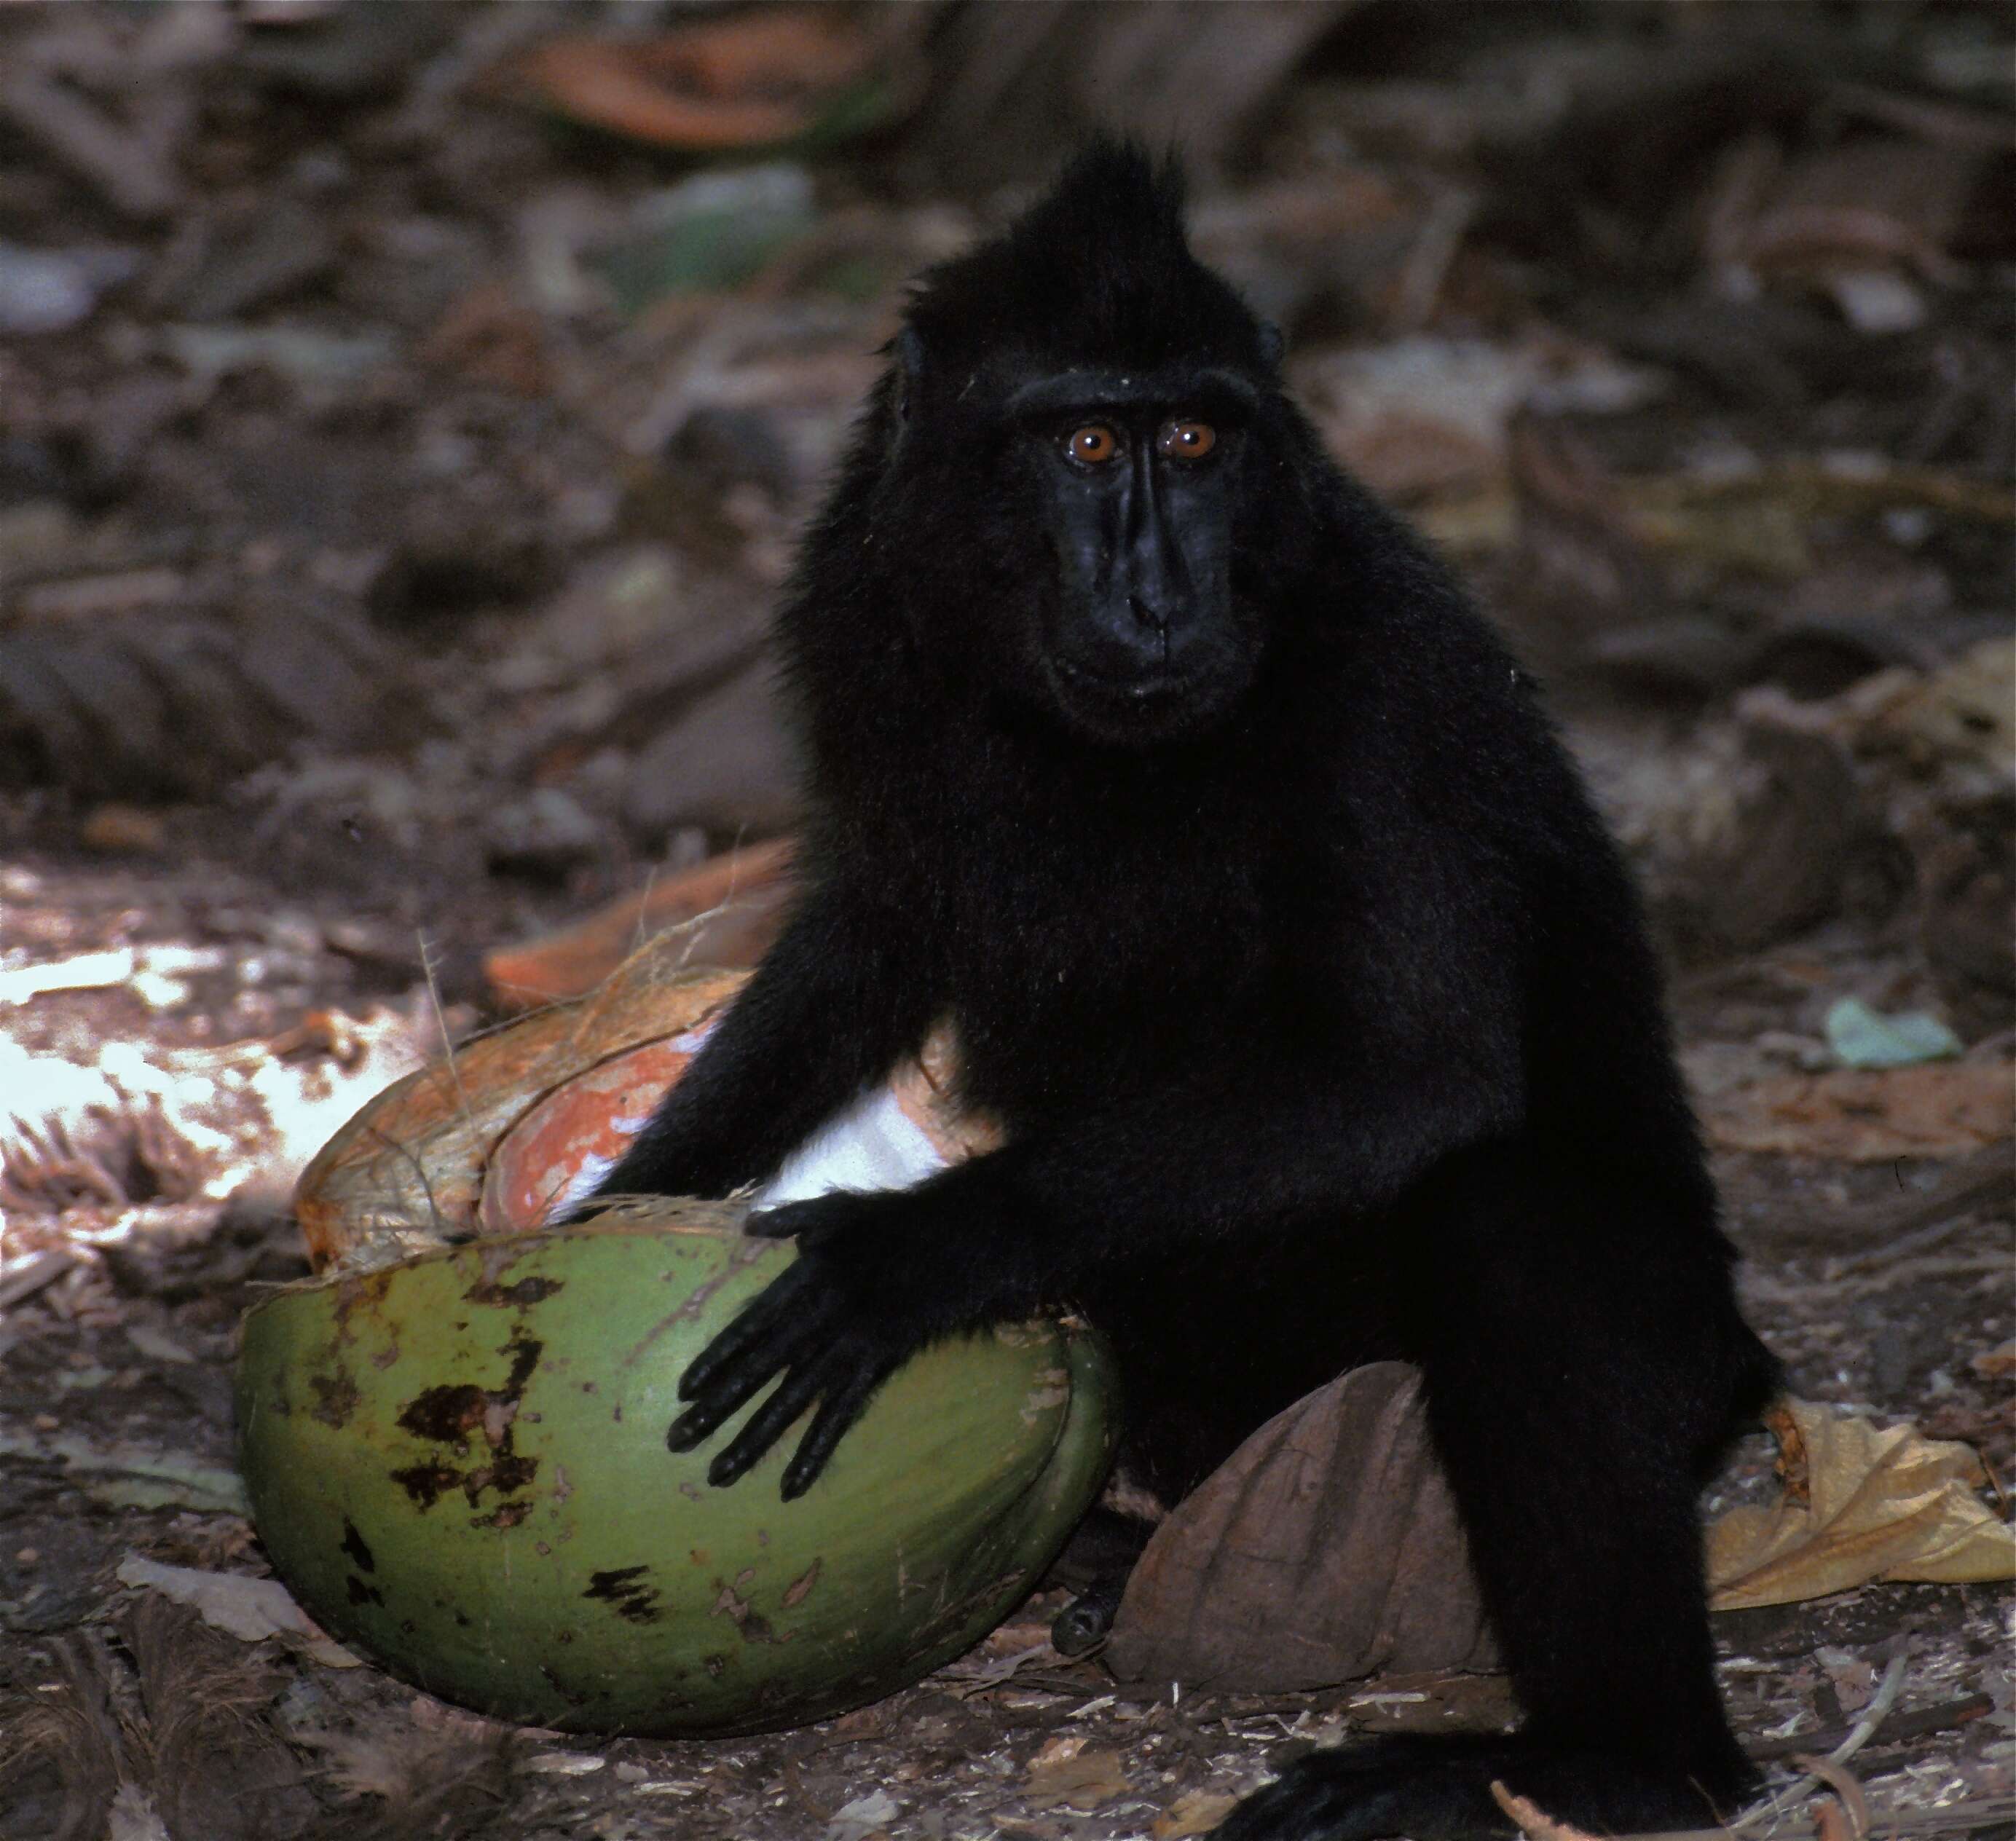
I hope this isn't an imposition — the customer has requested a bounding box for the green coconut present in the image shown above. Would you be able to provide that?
[236,1209,1117,1735]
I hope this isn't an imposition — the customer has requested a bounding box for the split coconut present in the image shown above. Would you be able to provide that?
[237,941,1118,1735]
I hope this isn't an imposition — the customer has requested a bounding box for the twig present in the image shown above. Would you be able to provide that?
[1751,1691,1993,1762]
[0,69,181,218]
[1828,1163,2013,1273]
[1763,1149,2012,1258]
[1736,1646,1910,1831]
[1392,184,1476,331]
[0,1247,79,1310]
[1827,81,2016,152]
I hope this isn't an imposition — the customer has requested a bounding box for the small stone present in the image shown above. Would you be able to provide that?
[0,243,101,334]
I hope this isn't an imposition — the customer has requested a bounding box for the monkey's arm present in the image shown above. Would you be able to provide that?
[670,1038,1520,1497]
[582,883,929,1206]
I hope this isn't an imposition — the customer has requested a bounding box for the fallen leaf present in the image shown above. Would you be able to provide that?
[116,1555,360,1665]
[1868,636,2013,772]
[1815,1644,1878,1711]
[1025,1745,1130,1812]
[1711,133,1985,288]
[1795,1754,1872,1841]
[1107,1362,1494,1692]
[500,9,911,153]
[1969,1340,2016,1381]
[484,838,793,1006]
[0,1431,247,1515]
[1706,1399,2016,1609]
[1699,1060,2012,1159]
[123,1323,196,1366]
[522,1751,605,1776]
[1154,1789,1242,1838]
[106,1785,171,1841]
[826,1789,900,1841]
[1824,997,1964,1070]
[939,1640,1052,1695]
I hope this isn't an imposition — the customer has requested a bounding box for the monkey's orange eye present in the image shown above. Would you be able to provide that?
[1066,425,1121,464]
[1158,419,1216,460]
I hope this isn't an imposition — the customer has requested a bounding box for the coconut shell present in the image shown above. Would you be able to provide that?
[239,1214,1117,1735]
[259,931,1111,1738]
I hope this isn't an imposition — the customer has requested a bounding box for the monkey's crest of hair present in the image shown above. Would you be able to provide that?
[904,138,1273,375]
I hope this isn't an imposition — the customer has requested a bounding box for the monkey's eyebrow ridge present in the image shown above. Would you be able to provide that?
[1004,367,1263,419]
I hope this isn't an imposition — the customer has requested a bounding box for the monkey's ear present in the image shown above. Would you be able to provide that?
[1256,320,1285,368]
[892,326,926,423]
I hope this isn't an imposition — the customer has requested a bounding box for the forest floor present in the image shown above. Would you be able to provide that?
[1,5,2010,1839]
[6,862,2008,1841]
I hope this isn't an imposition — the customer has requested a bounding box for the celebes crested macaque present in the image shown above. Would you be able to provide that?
[584,143,1778,1840]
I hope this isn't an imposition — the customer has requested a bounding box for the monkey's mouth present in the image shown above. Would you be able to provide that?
[1045,652,1237,744]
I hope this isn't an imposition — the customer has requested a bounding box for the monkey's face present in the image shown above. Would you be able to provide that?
[996,368,1267,748]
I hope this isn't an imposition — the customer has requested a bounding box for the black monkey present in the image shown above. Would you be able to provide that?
[586,143,1779,1840]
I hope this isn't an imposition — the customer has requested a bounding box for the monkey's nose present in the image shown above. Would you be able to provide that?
[1127,594,1170,632]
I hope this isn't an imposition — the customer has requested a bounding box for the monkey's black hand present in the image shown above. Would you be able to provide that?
[666,1191,937,1499]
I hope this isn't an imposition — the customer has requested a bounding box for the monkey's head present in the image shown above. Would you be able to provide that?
[868,141,1311,750]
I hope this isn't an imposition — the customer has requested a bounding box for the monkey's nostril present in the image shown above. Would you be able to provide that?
[1128,595,1168,631]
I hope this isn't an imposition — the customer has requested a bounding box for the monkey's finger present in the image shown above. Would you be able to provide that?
[747,1191,875,1242]
[667,1323,810,1448]
[744,1203,814,1239]
[676,1309,840,1441]
[677,1268,816,1397]
[706,1363,827,1488]
[780,1362,887,1500]
[666,1384,753,1453]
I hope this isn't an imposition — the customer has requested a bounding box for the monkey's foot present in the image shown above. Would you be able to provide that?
[1206,1733,1753,1841]
[1050,1571,1127,1656]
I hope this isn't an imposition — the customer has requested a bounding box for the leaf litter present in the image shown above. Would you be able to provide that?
[1,3,2010,1837]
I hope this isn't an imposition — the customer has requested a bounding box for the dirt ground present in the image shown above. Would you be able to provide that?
[1,4,2011,1839]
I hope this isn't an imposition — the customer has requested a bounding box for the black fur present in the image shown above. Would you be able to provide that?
[589,142,1780,1838]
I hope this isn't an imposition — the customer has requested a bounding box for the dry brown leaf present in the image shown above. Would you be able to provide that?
[1718,135,1984,286]
[500,10,896,151]
[484,839,794,1008]
[1154,1789,1243,1839]
[1024,1744,1131,1812]
[1970,1340,2016,1381]
[1699,1060,2013,1160]
[1796,1754,1872,1841]
[1706,1398,2016,1609]
[115,1556,358,1668]
[1107,1362,1494,1692]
